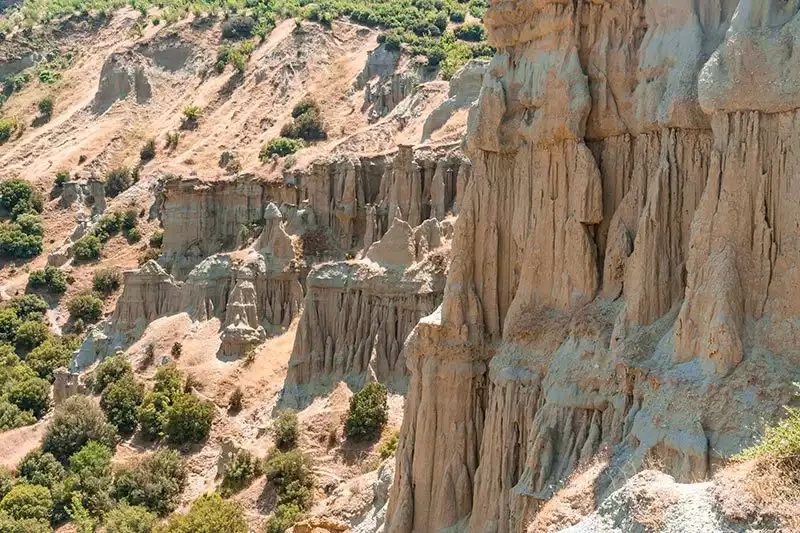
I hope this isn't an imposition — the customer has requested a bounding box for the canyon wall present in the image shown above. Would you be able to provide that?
[386,1,800,532]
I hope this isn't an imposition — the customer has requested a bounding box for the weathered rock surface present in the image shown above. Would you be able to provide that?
[385,1,800,532]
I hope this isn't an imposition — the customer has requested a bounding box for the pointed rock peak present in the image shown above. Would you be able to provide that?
[366,217,415,268]
[139,260,168,276]
[264,202,283,220]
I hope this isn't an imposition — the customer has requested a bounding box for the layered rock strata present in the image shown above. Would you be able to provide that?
[386,1,800,532]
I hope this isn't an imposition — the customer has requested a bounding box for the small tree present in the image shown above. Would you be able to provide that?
[139,138,156,161]
[14,320,50,350]
[103,504,156,533]
[265,503,303,533]
[17,449,65,489]
[156,493,247,532]
[259,137,304,161]
[113,449,186,516]
[73,235,102,261]
[7,376,50,418]
[0,484,53,522]
[220,449,262,496]
[345,382,388,441]
[165,393,214,445]
[9,294,48,322]
[37,97,54,117]
[104,167,132,198]
[181,105,202,129]
[272,409,298,449]
[137,391,171,441]
[171,342,182,358]
[92,355,133,393]
[153,364,182,401]
[26,338,73,380]
[92,268,122,295]
[67,292,103,322]
[42,395,117,461]
[27,265,68,293]
[100,375,144,433]
[54,170,69,188]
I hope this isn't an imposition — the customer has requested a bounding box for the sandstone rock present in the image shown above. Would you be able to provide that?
[220,278,267,357]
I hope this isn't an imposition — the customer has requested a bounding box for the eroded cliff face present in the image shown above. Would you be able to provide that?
[386,1,800,532]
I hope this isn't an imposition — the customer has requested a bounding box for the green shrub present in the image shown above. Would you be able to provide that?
[105,167,133,198]
[140,138,156,161]
[42,395,117,462]
[378,429,399,459]
[14,320,50,350]
[113,449,187,516]
[69,441,114,515]
[221,14,255,39]
[0,399,36,430]
[221,449,262,495]
[170,342,182,359]
[54,170,69,188]
[345,382,388,440]
[15,213,43,237]
[165,132,179,150]
[18,449,66,490]
[100,375,144,433]
[125,226,142,243]
[103,504,157,533]
[181,105,202,127]
[26,338,74,380]
[67,292,103,322]
[121,209,138,231]
[94,212,123,241]
[92,268,122,295]
[153,364,182,402]
[0,308,20,344]
[8,294,47,322]
[0,179,42,215]
[137,391,171,441]
[165,393,214,445]
[149,230,164,248]
[291,98,321,119]
[73,235,102,261]
[37,97,53,117]
[156,493,247,533]
[0,222,44,259]
[265,502,303,533]
[28,265,68,293]
[265,449,313,509]
[93,355,133,393]
[272,409,298,449]
[260,137,304,161]
[0,469,14,500]
[454,22,485,41]
[449,10,465,23]
[0,512,51,533]
[0,484,53,522]
[737,405,800,461]
[284,109,326,141]
[0,117,18,143]
[7,376,50,418]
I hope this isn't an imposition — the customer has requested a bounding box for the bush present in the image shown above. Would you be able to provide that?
[26,338,74,380]
[67,292,103,322]
[69,441,114,515]
[286,110,326,141]
[170,342,182,359]
[272,409,298,449]
[0,469,14,500]
[0,512,51,533]
[14,320,50,350]
[140,139,156,161]
[165,132,179,150]
[28,266,68,293]
[221,14,255,39]
[181,106,202,127]
[165,393,214,445]
[0,308,21,344]
[103,504,157,533]
[121,209,138,231]
[7,376,50,418]
[291,98,321,119]
[15,213,43,237]
[0,179,42,215]
[137,391,171,441]
[73,235,102,261]
[220,449,262,495]
[149,230,163,248]
[18,450,66,490]
[54,170,69,188]
[0,484,53,522]
[156,493,247,533]
[265,502,303,533]
[345,382,388,440]
[92,268,121,295]
[9,294,47,322]
[454,22,486,42]
[100,375,144,433]
[105,167,133,198]
[153,364,182,402]
[265,449,313,508]
[113,449,187,516]
[0,117,18,143]
[0,222,43,259]
[125,226,142,243]
[93,355,133,393]
[0,399,36,430]
[42,395,117,461]
[449,10,465,23]
[260,137,304,161]
[378,429,399,459]
[37,97,53,117]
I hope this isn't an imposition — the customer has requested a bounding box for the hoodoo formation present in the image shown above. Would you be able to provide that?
[1,0,800,531]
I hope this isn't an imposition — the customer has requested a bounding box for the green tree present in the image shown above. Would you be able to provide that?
[67,292,103,322]
[17,449,66,490]
[345,382,388,440]
[113,449,186,516]
[103,504,157,533]
[27,338,74,380]
[165,393,214,445]
[137,391,171,441]
[73,235,102,261]
[0,484,53,522]
[14,320,50,351]
[7,376,50,418]
[272,409,298,449]
[153,364,182,402]
[8,294,47,322]
[155,493,247,533]
[93,355,134,393]
[100,375,144,433]
[42,395,117,462]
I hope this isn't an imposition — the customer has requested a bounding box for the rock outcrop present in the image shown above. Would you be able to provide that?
[385,1,800,532]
